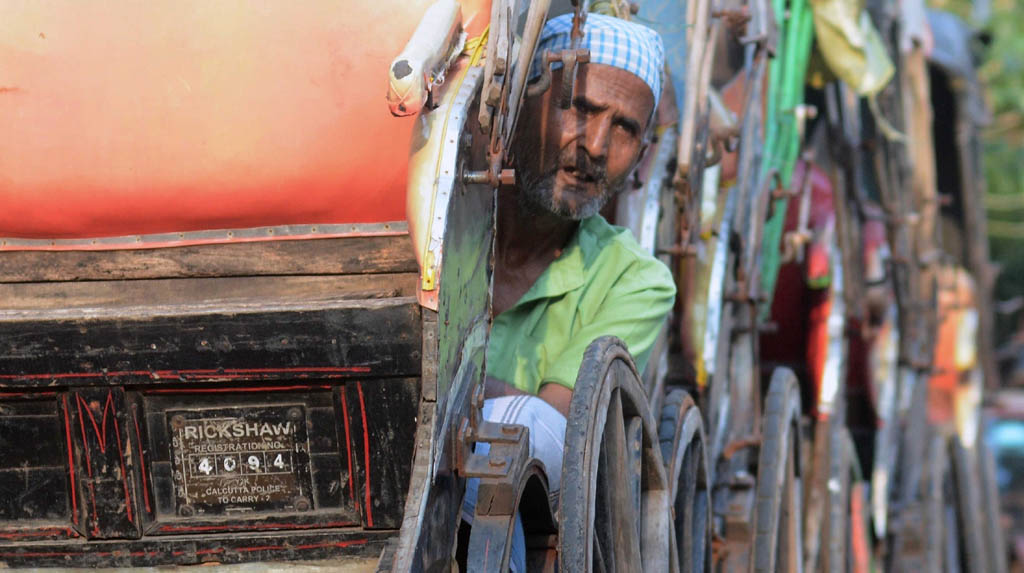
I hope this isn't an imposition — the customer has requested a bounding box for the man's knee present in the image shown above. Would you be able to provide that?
[483,395,567,491]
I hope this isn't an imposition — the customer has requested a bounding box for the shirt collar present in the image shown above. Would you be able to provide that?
[512,216,603,306]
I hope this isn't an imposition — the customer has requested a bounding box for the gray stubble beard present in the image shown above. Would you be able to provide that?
[514,151,624,221]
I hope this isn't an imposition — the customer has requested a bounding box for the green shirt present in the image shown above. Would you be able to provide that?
[486,215,676,395]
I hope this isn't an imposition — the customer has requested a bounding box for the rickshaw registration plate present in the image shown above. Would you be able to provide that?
[167,405,313,516]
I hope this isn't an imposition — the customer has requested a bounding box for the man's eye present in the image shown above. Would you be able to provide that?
[614,122,639,137]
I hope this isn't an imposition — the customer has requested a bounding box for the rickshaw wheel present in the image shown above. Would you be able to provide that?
[658,389,712,573]
[950,435,989,572]
[920,432,962,572]
[977,437,1009,573]
[559,337,672,572]
[820,427,854,573]
[750,368,804,573]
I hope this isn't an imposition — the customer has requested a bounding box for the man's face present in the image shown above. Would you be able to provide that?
[512,63,654,220]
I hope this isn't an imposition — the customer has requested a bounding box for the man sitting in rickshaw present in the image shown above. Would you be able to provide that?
[463,13,676,569]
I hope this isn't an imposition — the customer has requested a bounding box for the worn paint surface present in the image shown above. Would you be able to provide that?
[406,63,485,308]
[394,39,495,566]
[0,234,423,567]
[0,1,491,239]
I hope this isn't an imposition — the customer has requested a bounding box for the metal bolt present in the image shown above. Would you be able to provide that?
[294,497,311,512]
[498,169,516,186]
[287,407,303,421]
[179,505,194,517]
[170,415,186,429]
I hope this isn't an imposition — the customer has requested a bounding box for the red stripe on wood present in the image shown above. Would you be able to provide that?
[339,391,356,503]
[75,395,100,536]
[294,538,369,550]
[62,396,78,525]
[76,393,111,453]
[111,405,134,524]
[195,548,225,555]
[0,527,76,539]
[131,406,152,513]
[144,385,332,394]
[234,545,284,552]
[101,393,112,452]
[0,551,82,558]
[356,382,373,527]
[0,366,371,381]
[0,391,58,397]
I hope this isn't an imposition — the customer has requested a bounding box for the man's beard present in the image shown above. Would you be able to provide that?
[515,147,626,220]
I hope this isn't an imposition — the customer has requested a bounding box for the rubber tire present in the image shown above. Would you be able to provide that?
[950,435,990,572]
[751,368,804,573]
[658,388,713,573]
[920,432,961,573]
[820,427,853,573]
[559,337,672,572]
[978,437,1009,573]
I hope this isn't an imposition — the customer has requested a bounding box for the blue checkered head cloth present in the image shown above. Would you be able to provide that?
[529,13,665,109]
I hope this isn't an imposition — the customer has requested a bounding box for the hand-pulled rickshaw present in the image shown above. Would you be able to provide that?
[0,0,1005,571]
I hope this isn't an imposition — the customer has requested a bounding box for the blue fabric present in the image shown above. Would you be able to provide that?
[635,0,690,114]
[529,13,665,107]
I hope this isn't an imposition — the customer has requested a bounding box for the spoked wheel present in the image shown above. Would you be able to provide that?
[819,427,854,573]
[921,432,963,573]
[560,337,672,572]
[978,437,1009,573]
[950,435,990,572]
[751,368,805,573]
[659,389,713,572]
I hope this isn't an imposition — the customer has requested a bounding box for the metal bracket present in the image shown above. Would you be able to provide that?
[463,424,528,485]
[722,434,762,459]
[474,0,590,192]
[463,422,555,572]
[527,48,592,107]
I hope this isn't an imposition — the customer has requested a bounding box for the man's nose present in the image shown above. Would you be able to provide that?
[580,115,611,162]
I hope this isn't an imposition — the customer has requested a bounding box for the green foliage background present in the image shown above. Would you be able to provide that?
[931,0,1024,351]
